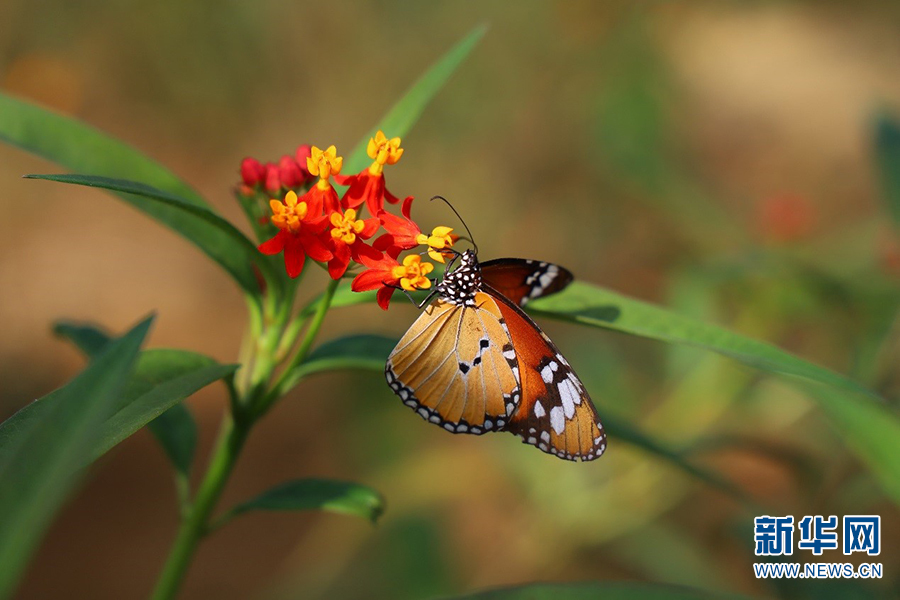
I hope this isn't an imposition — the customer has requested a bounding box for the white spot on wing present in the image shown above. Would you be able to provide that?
[541,365,554,383]
[550,406,565,435]
[559,379,578,419]
[533,400,546,418]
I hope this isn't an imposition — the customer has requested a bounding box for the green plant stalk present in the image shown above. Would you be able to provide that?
[150,278,338,600]
[150,414,249,600]
[259,278,340,414]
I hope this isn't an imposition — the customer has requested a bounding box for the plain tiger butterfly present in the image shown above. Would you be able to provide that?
[385,235,607,462]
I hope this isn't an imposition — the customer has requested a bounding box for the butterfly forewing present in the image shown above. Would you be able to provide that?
[480,258,573,306]
[386,292,521,434]
[487,285,607,461]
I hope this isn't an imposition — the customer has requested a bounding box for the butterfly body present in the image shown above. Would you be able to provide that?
[386,250,606,461]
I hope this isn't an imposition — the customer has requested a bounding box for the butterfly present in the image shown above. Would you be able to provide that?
[385,249,606,461]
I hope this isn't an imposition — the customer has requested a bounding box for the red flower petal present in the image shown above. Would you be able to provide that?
[357,248,394,270]
[302,230,333,262]
[376,286,395,311]
[258,230,287,255]
[351,268,389,292]
[400,196,414,220]
[333,173,355,187]
[328,241,352,279]
[350,239,382,264]
[384,186,401,205]
[363,175,386,216]
[283,236,307,278]
[379,211,420,250]
[359,217,381,239]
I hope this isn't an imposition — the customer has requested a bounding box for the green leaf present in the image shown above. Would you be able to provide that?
[528,281,876,400]
[52,321,225,476]
[26,174,276,297]
[453,581,753,600]
[811,385,900,507]
[0,347,232,471]
[225,479,385,524]
[52,321,112,355]
[0,92,205,206]
[146,404,198,478]
[528,282,900,505]
[90,351,235,463]
[874,112,900,228]
[279,334,394,393]
[343,24,487,174]
[0,317,151,598]
[296,334,395,378]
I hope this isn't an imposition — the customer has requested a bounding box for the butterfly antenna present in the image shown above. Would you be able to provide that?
[430,195,478,255]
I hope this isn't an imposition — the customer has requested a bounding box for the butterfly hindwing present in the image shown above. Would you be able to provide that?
[486,284,607,462]
[480,258,573,307]
[386,292,521,434]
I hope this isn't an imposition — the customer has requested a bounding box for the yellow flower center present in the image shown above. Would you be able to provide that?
[307,145,343,189]
[391,255,433,291]
[366,130,404,176]
[415,225,456,263]
[269,190,308,233]
[330,209,366,245]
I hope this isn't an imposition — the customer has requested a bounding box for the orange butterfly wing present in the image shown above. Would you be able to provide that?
[486,284,607,461]
[481,258,573,306]
[385,292,521,434]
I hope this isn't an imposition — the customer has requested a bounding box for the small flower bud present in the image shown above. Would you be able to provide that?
[240,157,266,187]
[279,155,304,188]
[295,145,312,178]
[264,162,281,193]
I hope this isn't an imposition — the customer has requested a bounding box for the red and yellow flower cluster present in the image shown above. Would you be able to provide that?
[240,131,457,309]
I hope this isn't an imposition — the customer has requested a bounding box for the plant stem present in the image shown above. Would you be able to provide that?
[257,278,340,414]
[151,278,337,599]
[150,414,249,600]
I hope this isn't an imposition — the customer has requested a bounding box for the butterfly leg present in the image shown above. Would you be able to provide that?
[385,282,439,309]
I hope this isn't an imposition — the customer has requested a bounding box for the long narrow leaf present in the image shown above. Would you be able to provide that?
[327,279,876,399]
[91,358,235,462]
[52,321,222,477]
[0,94,272,294]
[225,479,384,524]
[0,93,205,206]
[528,281,875,399]
[0,317,151,598]
[292,334,395,379]
[26,174,275,296]
[146,404,198,478]
[343,24,487,174]
[811,385,900,506]
[528,281,900,505]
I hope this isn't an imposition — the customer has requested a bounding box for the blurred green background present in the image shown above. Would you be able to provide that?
[1,1,899,598]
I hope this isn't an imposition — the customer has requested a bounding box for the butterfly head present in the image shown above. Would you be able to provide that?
[437,249,481,306]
